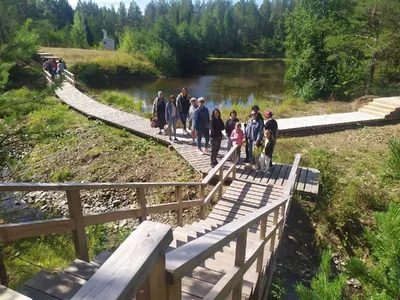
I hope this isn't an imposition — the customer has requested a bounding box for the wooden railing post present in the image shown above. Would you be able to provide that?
[137,187,146,223]
[218,167,223,199]
[138,254,169,300]
[277,202,286,240]
[199,185,206,219]
[232,230,247,300]
[269,207,279,253]
[256,215,268,273]
[66,190,89,262]
[167,279,182,300]
[232,148,237,179]
[176,186,183,227]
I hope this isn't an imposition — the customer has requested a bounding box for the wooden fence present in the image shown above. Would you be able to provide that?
[43,68,75,86]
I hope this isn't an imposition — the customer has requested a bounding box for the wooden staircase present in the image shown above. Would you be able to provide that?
[0,150,304,300]
[359,96,400,119]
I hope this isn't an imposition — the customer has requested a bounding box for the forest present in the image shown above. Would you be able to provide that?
[0,0,399,100]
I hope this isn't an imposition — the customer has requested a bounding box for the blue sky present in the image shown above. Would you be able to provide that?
[68,0,262,13]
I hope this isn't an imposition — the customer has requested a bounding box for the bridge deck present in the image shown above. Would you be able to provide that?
[55,83,319,197]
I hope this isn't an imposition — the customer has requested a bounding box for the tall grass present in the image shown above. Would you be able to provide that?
[96,91,143,113]
[388,139,400,179]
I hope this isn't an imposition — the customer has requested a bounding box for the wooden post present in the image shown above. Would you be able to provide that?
[256,215,267,273]
[269,208,279,253]
[232,149,237,179]
[277,202,287,240]
[167,279,182,300]
[66,190,89,262]
[138,255,168,300]
[232,231,247,300]
[199,185,206,219]
[137,187,146,223]
[218,167,223,199]
[176,187,183,227]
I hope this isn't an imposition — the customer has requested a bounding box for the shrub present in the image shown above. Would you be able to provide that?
[346,203,400,298]
[296,251,346,299]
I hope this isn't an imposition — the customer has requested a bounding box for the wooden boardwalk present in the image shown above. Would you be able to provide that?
[55,83,319,196]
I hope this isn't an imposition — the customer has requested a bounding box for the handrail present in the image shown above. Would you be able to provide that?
[0,181,203,191]
[165,198,287,282]
[72,221,173,300]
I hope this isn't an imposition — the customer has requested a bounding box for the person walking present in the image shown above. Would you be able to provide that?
[230,122,245,164]
[244,105,264,163]
[57,59,65,75]
[225,110,239,151]
[176,87,190,133]
[152,91,167,134]
[264,110,278,168]
[245,110,263,168]
[210,109,225,167]
[193,97,210,154]
[165,95,179,142]
[188,97,198,144]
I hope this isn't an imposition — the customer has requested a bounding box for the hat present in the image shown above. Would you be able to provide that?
[265,110,273,118]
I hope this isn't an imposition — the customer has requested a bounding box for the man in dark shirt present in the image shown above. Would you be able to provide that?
[264,110,278,167]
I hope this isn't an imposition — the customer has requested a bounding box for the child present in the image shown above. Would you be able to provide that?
[188,97,198,144]
[260,128,275,173]
[230,122,245,164]
[225,110,239,151]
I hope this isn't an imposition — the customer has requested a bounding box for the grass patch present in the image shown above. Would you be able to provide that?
[273,124,400,253]
[41,47,159,85]
[96,91,143,113]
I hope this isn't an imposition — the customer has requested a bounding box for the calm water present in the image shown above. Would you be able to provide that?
[118,59,285,111]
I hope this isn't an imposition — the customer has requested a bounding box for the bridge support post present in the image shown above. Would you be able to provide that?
[137,187,147,223]
[176,187,183,227]
[66,190,89,262]
[199,185,205,219]
[256,215,268,273]
[232,231,247,300]
[218,168,223,199]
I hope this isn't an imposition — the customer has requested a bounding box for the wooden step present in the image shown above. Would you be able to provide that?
[359,107,387,117]
[373,97,400,107]
[368,101,400,111]
[362,104,394,114]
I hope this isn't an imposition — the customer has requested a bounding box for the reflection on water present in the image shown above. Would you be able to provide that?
[116,59,285,111]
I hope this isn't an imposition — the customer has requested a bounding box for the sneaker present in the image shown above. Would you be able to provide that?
[198,149,204,155]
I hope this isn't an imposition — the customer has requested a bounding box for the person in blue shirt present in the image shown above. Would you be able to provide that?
[193,97,210,154]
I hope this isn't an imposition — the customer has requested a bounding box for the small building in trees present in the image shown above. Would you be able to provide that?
[102,29,115,51]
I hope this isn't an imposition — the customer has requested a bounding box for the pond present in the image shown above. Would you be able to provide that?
[116,59,286,111]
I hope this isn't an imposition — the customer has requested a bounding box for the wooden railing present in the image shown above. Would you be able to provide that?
[43,68,75,86]
[164,154,301,300]
[0,146,239,263]
[71,221,173,300]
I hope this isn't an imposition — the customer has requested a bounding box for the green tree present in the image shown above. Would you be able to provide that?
[0,19,39,91]
[70,10,89,49]
[347,203,400,298]
[127,1,143,28]
[296,251,346,299]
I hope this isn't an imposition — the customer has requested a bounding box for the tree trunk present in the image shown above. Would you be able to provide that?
[0,247,8,286]
[365,52,377,95]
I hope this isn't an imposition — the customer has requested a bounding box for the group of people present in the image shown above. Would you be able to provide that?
[43,58,66,79]
[152,88,278,171]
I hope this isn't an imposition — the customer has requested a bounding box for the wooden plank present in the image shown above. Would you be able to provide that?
[72,221,173,300]
[17,285,58,300]
[0,218,74,242]
[25,270,86,300]
[90,251,112,267]
[310,170,320,195]
[274,164,289,187]
[148,255,168,300]
[303,168,315,194]
[84,208,141,226]
[1,285,32,300]
[63,259,99,280]
[166,198,286,282]
[296,168,308,192]
[232,231,247,300]
[176,187,183,226]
